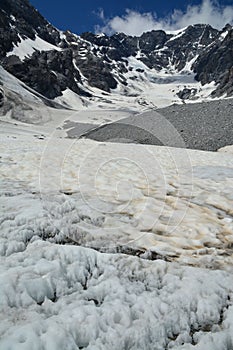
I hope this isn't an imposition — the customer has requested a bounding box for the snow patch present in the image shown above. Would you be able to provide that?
[7,35,61,60]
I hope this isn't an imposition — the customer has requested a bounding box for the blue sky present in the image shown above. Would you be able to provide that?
[30,0,233,35]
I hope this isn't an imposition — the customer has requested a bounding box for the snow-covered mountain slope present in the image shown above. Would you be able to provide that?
[1,0,233,108]
[1,61,233,152]
[6,34,61,60]
[1,120,233,349]
[0,65,80,125]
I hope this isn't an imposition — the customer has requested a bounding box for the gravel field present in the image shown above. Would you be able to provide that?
[84,98,233,151]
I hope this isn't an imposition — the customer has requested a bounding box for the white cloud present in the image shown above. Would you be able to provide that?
[95,0,233,36]
[95,11,161,37]
[97,8,105,21]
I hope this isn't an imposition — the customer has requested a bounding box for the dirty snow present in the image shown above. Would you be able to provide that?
[1,115,233,349]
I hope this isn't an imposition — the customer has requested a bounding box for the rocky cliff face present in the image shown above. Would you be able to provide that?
[0,0,60,55]
[193,25,233,97]
[0,0,233,101]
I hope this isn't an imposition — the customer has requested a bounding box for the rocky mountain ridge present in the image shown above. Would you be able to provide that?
[0,0,233,102]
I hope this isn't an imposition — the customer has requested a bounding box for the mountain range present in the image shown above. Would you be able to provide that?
[1,0,233,107]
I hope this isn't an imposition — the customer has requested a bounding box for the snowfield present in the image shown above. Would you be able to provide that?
[1,115,233,349]
[1,242,233,350]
